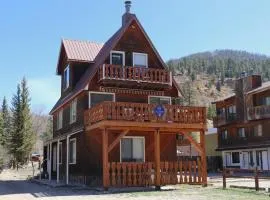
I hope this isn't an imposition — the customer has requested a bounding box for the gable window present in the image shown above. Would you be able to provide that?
[69,138,76,164]
[231,152,240,164]
[63,65,70,90]
[57,109,63,130]
[58,142,62,164]
[148,96,171,105]
[254,124,263,137]
[222,129,228,140]
[133,52,148,67]
[70,98,77,124]
[110,51,125,66]
[120,137,145,162]
[238,128,246,138]
[89,92,115,108]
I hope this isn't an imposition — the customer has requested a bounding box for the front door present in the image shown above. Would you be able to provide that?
[242,152,249,169]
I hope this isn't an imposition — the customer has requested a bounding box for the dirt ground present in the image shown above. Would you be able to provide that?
[0,168,269,200]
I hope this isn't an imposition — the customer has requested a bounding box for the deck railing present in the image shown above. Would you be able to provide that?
[247,105,270,120]
[108,160,202,187]
[213,113,237,127]
[84,101,206,126]
[98,64,172,85]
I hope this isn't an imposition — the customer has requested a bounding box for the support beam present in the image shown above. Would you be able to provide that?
[184,133,203,154]
[102,128,109,190]
[49,142,52,181]
[108,130,129,153]
[66,136,70,185]
[154,129,161,190]
[57,139,60,183]
[200,130,207,186]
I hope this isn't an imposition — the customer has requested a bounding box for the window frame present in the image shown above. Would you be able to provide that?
[69,138,76,165]
[254,124,263,137]
[238,127,246,138]
[120,136,145,163]
[63,65,70,90]
[70,98,77,124]
[110,50,125,66]
[58,142,63,164]
[222,129,228,140]
[231,152,240,164]
[132,52,148,68]
[148,95,172,105]
[88,91,115,108]
[57,109,63,130]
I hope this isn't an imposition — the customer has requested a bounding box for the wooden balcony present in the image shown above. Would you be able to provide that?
[213,113,237,127]
[98,64,172,89]
[247,105,270,120]
[84,101,206,131]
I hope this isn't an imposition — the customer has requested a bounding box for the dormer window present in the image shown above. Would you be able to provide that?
[110,51,125,66]
[63,65,70,90]
[133,52,148,67]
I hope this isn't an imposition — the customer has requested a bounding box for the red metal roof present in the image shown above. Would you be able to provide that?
[62,39,103,62]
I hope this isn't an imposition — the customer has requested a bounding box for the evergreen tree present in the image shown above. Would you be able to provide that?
[20,78,35,160]
[1,97,11,147]
[0,111,3,146]
[181,81,196,106]
[41,117,53,142]
[207,104,216,120]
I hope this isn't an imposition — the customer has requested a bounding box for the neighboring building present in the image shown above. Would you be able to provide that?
[43,1,207,189]
[213,74,270,170]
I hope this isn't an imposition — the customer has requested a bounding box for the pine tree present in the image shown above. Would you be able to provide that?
[10,84,24,165]
[41,117,53,142]
[0,111,3,146]
[1,97,11,147]
[20,77,35,160]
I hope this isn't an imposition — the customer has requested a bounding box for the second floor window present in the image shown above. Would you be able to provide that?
[148,96,171,105]
[254,124,263,137]
[221,130,228,140]
[238,128,246,138]
[57,109,63,130]
[110,51,125,66]
[133,52,148,67]
[70,98,77,124]
[63,65,70,90]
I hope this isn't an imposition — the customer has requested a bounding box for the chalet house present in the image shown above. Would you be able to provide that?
[44,1,207,189]
[213,74,270,170]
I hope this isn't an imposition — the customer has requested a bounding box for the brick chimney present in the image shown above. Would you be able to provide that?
[122,1,133,26]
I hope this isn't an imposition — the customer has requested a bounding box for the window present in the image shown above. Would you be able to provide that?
[148,96,171,105]
[254,124,263,137]
[69,138,76,164]
[58,142,62,164]
[221,130,228,140]
[238,128,246,138]
[57,109,63,130]
[63,65,70,90]
[89,92,115,108]
[70,98,77,124]
[110,51,125,65]
[264,97,270,106]
[133,53,148,67]
[120,137,145,162]
[227,105,236,120]
[231,152,240,164]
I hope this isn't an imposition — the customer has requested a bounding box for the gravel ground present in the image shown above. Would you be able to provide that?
[0,169,269,200]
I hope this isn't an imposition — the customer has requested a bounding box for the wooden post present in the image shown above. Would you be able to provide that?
[200,130,207,187]
[223,168,226,189]
[254,167,259,191]
[154,129,161,190]
[102,128,109,190]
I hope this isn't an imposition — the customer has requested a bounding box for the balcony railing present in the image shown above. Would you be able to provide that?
[247,105,270,120]
[213,113,237,127]
[98,64,172,85]
[84,101,206,126]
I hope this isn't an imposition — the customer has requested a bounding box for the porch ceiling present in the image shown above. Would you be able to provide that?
[85,120,206,132]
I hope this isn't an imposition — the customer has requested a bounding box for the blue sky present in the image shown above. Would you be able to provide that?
[0,0,269,113]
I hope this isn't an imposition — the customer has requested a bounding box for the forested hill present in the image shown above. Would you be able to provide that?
[167,50,270,81]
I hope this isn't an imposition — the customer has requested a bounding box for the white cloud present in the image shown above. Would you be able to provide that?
[28,76,60,114]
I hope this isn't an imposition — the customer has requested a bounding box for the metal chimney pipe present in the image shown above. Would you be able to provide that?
[125,1,132,13]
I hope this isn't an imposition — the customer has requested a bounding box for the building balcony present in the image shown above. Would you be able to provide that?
[98,64,172,89]
[247,105,270,120]
[213,113,237,127]
[84,101,206,131]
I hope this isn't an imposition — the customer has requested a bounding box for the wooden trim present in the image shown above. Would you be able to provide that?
[99,86,164,96]
[108,130,129,153]
[200,130,207,186]
[154,129,161,189]
[102,128,109,190]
